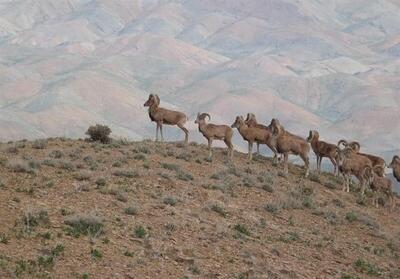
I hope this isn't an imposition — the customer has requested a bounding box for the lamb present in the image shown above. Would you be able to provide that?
[268,119,310,177]
[244,113,278,161]
[336,147,372,195]
[307,130,338,174]
[144,94,189,144]
[231,116,270,161]
[364,165,395,210]
[195,113,233,159]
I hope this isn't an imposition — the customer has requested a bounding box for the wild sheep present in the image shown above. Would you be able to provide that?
[244,113,278,161]
[195,113,233,159]
[338,139,386,177]
[307,130,338,174]
[144,94,189,144]
[231,116,270,161]
[336,147,372,195]
[269,119,310,177]
[364,165,395,210]
[389,155,400,182]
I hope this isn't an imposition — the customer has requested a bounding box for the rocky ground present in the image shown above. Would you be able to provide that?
[0,138,399,279]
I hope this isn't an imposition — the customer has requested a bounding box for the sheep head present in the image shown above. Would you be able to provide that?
[144,94,159,107]
[195,113,210,124]
[307,130,319,143]
[269,118,283,136]
[231,116,244,128]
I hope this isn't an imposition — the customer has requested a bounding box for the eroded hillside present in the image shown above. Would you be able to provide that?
[0,138,399,278]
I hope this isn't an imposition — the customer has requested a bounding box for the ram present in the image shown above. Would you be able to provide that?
[269,119,310,177]
[144,94,189,144]
[195,113,233,160]
[244,113,278,162]
[336,147,372,195]
[338,139,385,177]
[307,130,338,175]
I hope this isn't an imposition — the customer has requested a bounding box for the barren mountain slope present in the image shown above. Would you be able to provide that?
[0,138,399,278]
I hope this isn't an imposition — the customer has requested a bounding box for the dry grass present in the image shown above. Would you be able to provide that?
[0,138,398,279]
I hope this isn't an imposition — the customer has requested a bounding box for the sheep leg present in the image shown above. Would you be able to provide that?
[283,153,289,176]
[316,156,321,172]
[224,139,233,159]
[329,157,337,175]
[300,153,309,178]
[208,138,213,159]
[342,174,348,192]
[248,142,253,161]
[177,124,189,144]
[256,143,260,155]
[155,123,160,142]
[160,125,164,142]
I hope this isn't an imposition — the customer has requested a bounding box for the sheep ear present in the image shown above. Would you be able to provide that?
[155,95,160,105]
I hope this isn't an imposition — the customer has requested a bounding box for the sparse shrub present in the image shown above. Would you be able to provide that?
[23,209,49,231]
[91,248,102,260]
[64,214,104,237]
[124,251,134,257]
[116,192,128,202]
[42,159,56,167]
[57,160,76,171]
[134,226,147,238]
[134,153,146,161]
[6,145,18,154]
[242,176,254,187]
[95,177,107,187]
[264,203,279,214]
[112,169,138,178]
[211,204,227,217]
[161,163,180,172]
[32,139,47,149]
[262,184,274,193]
[0,233,10,244]
[49,150,64,159]
[74,170,91,181]
[86,124,111,144]
[308,173,321,183]
[124,206,138,215]
[163,196,177,206]
[332,199,344,208]
[234,224,251,236]
[176,170,193,181]
[346,211,358,223]
[8,159,40,174]
[189,265,201,275]
[353,258,381,276]
[112,161,122,168]
[324,181,336,190]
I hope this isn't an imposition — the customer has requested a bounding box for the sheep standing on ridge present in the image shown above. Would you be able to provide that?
[195,113,233,160]
[338,139,386,177]
[269,119,310,177]
[336,147,372,194]
[245,113,279,162]
[144,94,189,144]
[307,130,338,175]
[231,116,269,161]
[364,165,395,210]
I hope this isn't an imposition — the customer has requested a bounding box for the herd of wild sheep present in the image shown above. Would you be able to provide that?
[144,94,400,210]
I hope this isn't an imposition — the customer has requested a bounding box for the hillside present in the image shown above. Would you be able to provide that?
[0,0,400,156]
[0,138,399,279]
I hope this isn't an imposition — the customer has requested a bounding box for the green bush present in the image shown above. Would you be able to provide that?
[86,124,111,144]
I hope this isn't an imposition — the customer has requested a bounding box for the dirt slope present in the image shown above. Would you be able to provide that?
[0,138,399,279]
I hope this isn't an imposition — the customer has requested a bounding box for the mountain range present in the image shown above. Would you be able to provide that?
[0,0,399,160]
